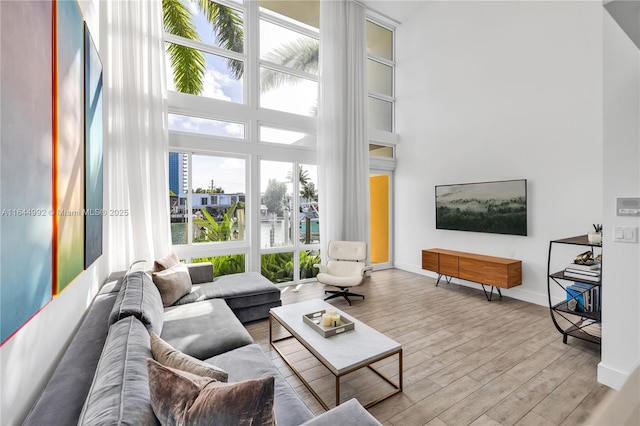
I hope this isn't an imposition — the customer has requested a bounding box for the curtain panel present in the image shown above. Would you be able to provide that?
[318,0,370,256]
[102,0,171,271]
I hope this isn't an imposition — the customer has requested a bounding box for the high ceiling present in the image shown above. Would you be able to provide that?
[363,0,426,24]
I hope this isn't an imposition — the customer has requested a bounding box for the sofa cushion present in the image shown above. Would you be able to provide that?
[174,272,281,310]
[161,298,253,360]
[22,293,117,426]
[77,316,159,426]
[207,343,314,426]
[151,262,192,307]
[150,331,228,382]
[147,359,275,426]
[187,261,214,284]
[153,250,179,271]
[108,270,164,335]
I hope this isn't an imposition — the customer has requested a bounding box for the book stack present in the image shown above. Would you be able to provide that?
[565,281,600,313]
[564,262,601,282]
[581,319,602,338]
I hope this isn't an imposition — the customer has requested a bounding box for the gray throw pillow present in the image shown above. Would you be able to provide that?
[152,263,192,307]
[149,332,228,382]
[153,251,180,272]
[147,359,276,426]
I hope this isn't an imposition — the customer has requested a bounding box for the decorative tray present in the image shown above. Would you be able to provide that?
[303,310,355,338]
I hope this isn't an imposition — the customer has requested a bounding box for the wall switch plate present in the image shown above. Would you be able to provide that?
[614,226,638,243]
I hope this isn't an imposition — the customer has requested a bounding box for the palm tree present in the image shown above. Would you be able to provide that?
[287,168,317,202]
[163,0,243,95]
[260,39,319,93]
[163,0,319,97]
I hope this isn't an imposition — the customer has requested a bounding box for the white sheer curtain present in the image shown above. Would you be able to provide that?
[102,0,171,271]
[318,0,370,255]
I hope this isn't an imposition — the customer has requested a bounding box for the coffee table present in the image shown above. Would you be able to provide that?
[269,299,402,410]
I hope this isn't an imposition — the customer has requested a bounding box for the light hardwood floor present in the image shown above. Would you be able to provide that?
[245,269,612,426]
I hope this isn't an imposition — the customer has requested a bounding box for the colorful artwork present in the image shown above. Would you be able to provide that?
[56,0,85,292]
[84,23,104,268]
[0,1,54,343]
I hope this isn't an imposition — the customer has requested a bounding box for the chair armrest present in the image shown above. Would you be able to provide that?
[358,265,373,277]
[300,399,382,426]
[313,263,327,274]
[186,262,214,284]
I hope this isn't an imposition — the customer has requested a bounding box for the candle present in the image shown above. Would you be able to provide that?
[321,313,332,327]
[331,314,341,327]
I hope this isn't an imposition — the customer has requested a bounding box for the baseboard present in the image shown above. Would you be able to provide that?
[597,362,633,390]
[588,364,640,425]
[394,263,549,307]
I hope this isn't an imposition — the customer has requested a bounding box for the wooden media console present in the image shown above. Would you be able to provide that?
[422,248,522,301]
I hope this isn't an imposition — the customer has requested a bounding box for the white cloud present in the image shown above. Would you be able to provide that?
[202,68,233,101]
[224,122,244,137]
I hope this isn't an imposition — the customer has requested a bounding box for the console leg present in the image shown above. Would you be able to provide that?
[436,274,453,287]
[480,285,503,301]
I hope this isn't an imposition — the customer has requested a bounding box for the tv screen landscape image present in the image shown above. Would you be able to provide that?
[435,179,527,236]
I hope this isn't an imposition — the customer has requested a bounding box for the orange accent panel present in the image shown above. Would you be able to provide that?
[370,175,389,264]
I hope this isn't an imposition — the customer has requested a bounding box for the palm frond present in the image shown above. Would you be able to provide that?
[166,43,206,95]
[261,39,319,93]
[195,0,245,79]
[163,0,205,94]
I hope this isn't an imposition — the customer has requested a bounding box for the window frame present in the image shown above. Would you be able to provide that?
[166,0,319,285]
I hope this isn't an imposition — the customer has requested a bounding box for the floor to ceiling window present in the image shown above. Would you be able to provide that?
[164,0,319,284]
[164,1,397,281]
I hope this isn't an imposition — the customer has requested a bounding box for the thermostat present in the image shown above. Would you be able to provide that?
[617,197,640,217]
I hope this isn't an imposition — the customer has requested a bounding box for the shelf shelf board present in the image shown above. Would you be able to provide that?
[564,324,601,344]
[551,235,602,248]
[550,271,602,285]
[552,300,601,321]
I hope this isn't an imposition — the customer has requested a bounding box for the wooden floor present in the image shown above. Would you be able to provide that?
[245,269,612,426]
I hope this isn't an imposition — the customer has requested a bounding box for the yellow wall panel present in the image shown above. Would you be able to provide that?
[370,175,389,263]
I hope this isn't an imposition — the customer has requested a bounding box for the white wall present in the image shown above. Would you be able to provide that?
[394,1,603,307]
[599,10,640,390]
[0,1,108,424]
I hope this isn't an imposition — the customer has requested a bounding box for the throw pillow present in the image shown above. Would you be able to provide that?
[152,263,192,307]
[147,359,276,426]
[149,332,228,382]
[154,250,180,272]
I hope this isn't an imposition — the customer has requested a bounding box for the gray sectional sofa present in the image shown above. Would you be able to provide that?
[23,262,381,426]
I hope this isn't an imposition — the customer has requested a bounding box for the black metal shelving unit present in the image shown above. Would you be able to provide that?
[547,235,602,345]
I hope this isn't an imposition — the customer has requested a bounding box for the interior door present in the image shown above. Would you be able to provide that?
[369,171,393,269]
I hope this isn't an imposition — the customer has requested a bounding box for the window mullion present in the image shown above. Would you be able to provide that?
[164,33,246,62]
[259,61,318,82]
[187,153,193,245]
[369,92,395,103]
[258,12,319,40]
[368,54,395,68]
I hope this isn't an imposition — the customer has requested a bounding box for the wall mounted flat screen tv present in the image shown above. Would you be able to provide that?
[435,179,527,236]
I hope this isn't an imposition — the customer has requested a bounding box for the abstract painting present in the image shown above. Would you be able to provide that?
[84,23,103,269]
[56,0,85,292]
[0,1,54,343]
